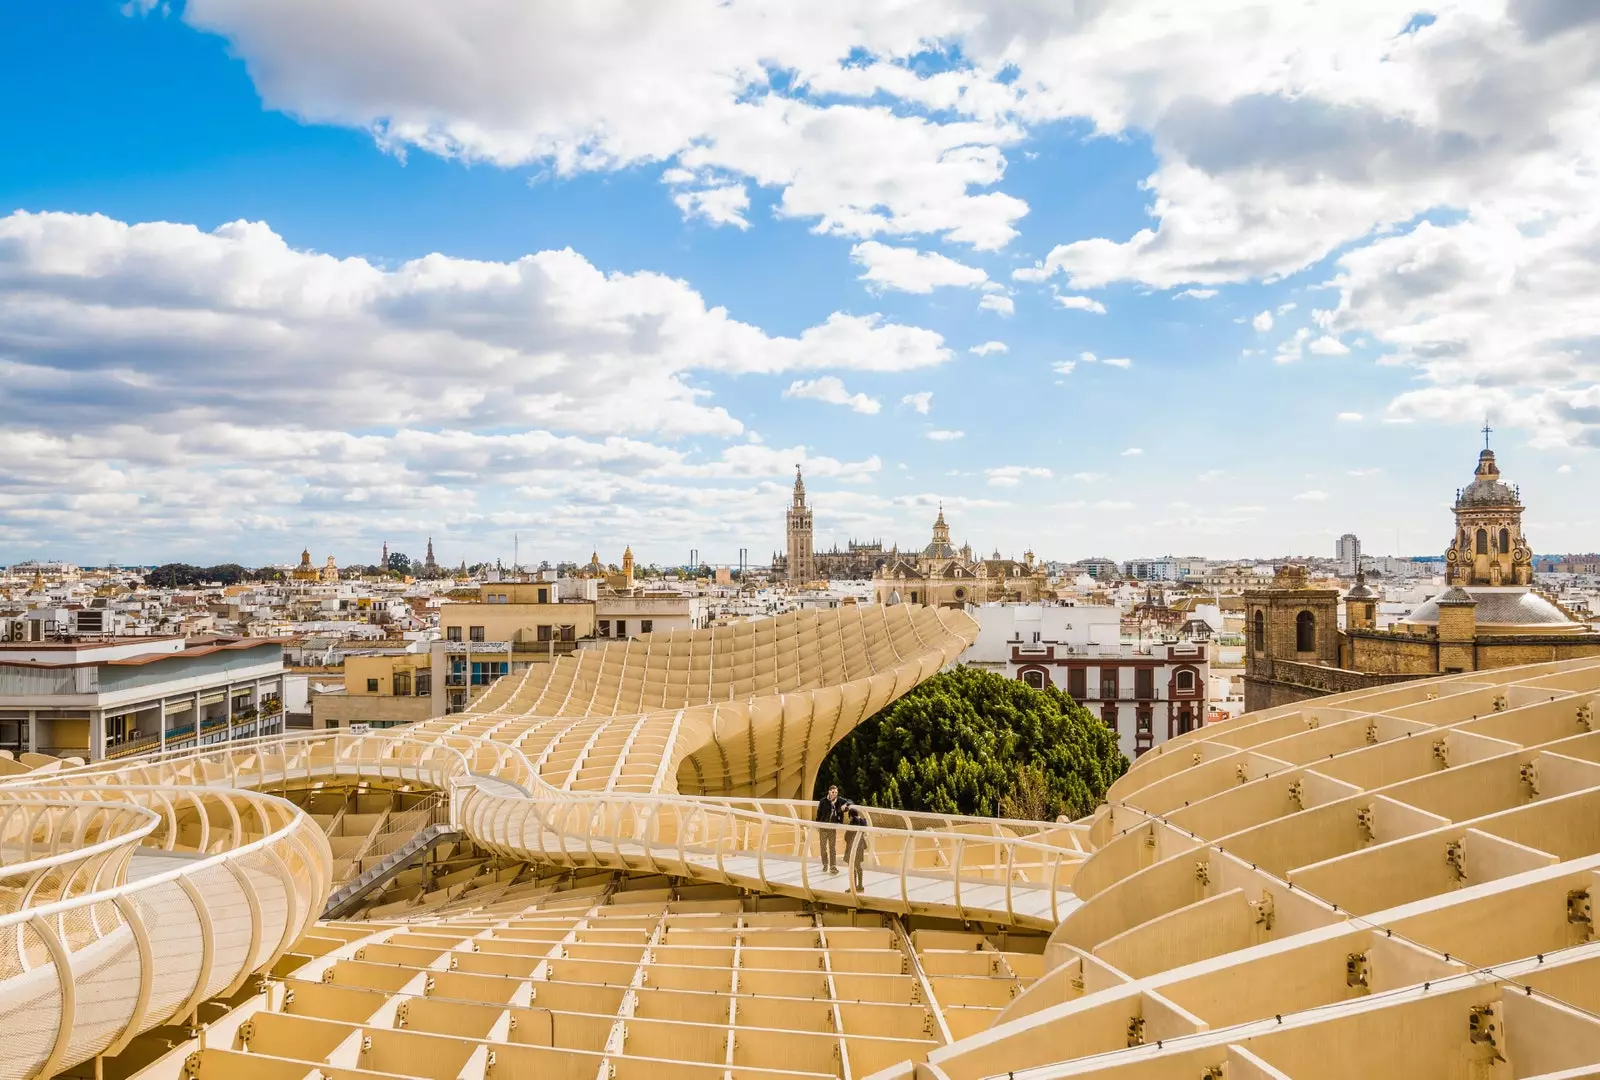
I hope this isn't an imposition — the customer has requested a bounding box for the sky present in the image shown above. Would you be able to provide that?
[0,1,1596,569]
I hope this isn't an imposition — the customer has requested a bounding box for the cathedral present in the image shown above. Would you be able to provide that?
[871,507,1047,606]
[773,468,898,582]
[1245,442,1600,710]
[772,468,1044,601]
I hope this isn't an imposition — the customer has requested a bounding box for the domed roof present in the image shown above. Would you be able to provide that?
[1402,587,1576,628]
[1455,449,1520,508]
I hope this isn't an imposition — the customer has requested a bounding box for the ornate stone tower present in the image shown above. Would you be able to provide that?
[1445,433,1531,587]
[1344,569,1376,632]
[785,466,814,585]
[1243,564,1341,711]
[423,537,439,574]
[622,546,635,590]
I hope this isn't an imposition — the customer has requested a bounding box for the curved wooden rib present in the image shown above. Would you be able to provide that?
[16,608,1600,1080]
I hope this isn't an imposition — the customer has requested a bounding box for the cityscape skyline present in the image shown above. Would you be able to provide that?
[1,4,1595,565]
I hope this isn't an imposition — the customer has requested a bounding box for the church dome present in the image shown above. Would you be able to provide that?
[1402,587,1576,629]
[1455,449,1521,508]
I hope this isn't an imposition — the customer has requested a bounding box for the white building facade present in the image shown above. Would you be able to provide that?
[0,635,286,761]
[961,603,1209,760]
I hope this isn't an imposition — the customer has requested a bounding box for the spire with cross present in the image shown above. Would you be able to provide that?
[1482,417,1493,450]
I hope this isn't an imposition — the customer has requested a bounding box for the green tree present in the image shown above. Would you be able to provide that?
[387,551,412,575]
[813,666,1127,821]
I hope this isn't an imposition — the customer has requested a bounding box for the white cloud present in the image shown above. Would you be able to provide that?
[671,183,751,229]
[1121,447,1143,456]
[1309,335,1350,355]
[1252,310,1274,332]
[1337,412,1363,422]
[1175,288,1217,299]
[968,341,1008,356]
[1558,464,1573,474]
[1051,359,1077,376]
[978,293,1015,316]
[850,241,989,293]
[1198,469,1225,482]
[1274,328,1313,364]
[925,429,965,441]
[0,210,964,556]
[986,465,1052,487]
[1294,489,1329,502]
[1102,356,1133,369]
[784,376,881,414]
[1053,293,1107,314]
[1276,302,1298,316]
[1071,471,1106,483]
[1347,467,1382,476]
[901,391,933,414]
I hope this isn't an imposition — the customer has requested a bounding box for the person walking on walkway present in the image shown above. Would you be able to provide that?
[816,783,845,874]
[842,801,871,892]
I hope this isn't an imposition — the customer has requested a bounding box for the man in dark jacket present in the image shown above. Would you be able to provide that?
[815,783,844,874]
[842,801,871,891]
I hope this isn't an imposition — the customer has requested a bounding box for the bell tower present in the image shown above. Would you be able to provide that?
[785,466,815,585]
[1445,427,1531,587]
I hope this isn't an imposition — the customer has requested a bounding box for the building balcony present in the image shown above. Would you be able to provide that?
[512,639,577,656]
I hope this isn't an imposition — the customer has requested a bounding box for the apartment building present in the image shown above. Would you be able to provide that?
[0,635,286,760]
[962,603,1209,760]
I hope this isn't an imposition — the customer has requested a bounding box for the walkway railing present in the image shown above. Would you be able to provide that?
[34,728,1091,928]
[0,781,328,1080]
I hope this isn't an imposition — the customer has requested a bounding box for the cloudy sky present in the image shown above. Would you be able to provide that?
[2,2,1596,568]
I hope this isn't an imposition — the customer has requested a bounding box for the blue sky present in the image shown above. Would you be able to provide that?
[0,2,1595,568]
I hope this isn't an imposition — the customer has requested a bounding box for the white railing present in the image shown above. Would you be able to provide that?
[0,779,328,1080]
[36,728,1091,929]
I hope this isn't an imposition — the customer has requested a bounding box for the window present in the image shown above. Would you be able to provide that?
[1296,610,1316,652]
[560,625,575,641]
[1022,670,1045,689]
[1178,708,1194,735]
[393,671,411,697]
[1101,704,1118,732]
[365,678,379,693]
[1067,667,1087,702]
[616,620,627,638]
[641,619,653,634]
[1032,631,1041,643]
[469,625,485,642]
[537,624,552,642]
[598,620,611,637]
[1100,671,1119,699]
[1252,610,1265,654]
[1135,668,1154,700]
[1176,670,1195,692]
[1136,709,1153,734]
[1499,527,1510,553]
[415,672,431,696]
[538,588,549,603]
[1476,528,1488,555]
[446,625,462,642]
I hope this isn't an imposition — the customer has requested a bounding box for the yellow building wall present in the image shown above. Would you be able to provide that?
[344,654,430,696]
[439,602,596,645]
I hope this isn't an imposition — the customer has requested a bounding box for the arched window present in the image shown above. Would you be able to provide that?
[1296,610,1316,652]
[1499,527,1510,553]
[1176,670,1195,692]
[1022,670,1045,689]
[1252,610,1265,654]
[1476,528,1488,555]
